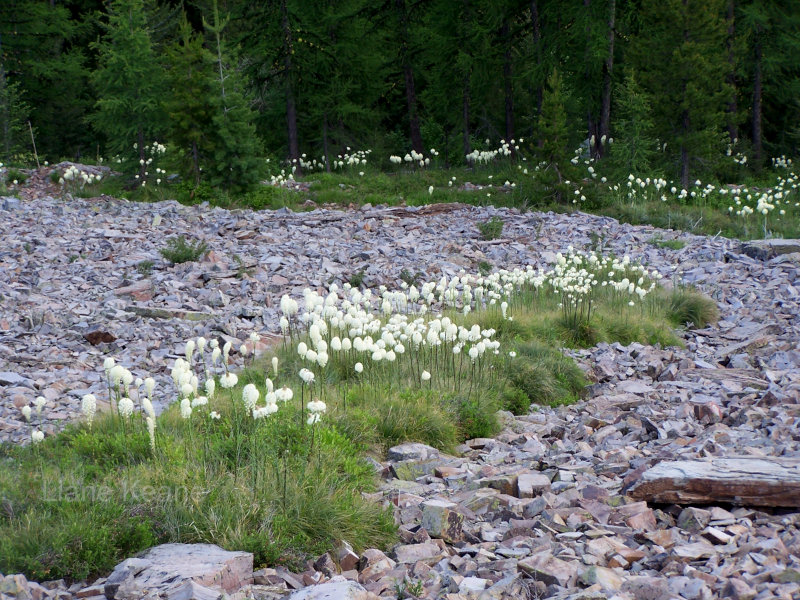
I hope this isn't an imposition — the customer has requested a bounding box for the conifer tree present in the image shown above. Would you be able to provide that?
[0,69,31,163]
[0,1,93,160]
[202,0,263,192]
[631,0,730,188]
[538,68,569,169]
[91,0,166,179]
[165,14,214,187]
[609,71,658,175]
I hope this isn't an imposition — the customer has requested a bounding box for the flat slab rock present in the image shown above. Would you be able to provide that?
[741,238,800,260]
[287,578,379,600]
[628,457,800,507]
[104,543,253,600]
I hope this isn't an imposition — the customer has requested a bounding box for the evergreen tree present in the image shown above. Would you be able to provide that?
[91,0,166,179]
[0,0,93,160]
[0,69,31,163]
[165,14,215,187]
[538,68,569,169]
[202,0,263,191]
[631,0,730,188]
[609,70,658,174]
[738,0,800,164]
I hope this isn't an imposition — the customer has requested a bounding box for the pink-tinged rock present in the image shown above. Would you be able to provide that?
[517,551,577,587]
[516,473,552,498]
[287,577,380,600]
[393,542,447,566]
[104,544,252,600]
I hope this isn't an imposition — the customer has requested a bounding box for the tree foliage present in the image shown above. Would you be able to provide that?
[0,0,798,189]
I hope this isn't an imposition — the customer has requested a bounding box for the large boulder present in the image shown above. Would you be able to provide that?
[104,544,253,600]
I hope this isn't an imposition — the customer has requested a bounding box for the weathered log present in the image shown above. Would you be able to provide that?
[628,457,800,508]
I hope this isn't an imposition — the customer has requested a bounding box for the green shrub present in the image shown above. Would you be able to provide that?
[501,387,532,415]
[5,168,27,185]
[159,236,208,264]
[454,393,500,440]
[477,216,504,240]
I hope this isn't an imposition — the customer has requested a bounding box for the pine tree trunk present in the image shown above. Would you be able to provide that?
[396,0,424,154]
[137,127,146,181]
[726,0,738,143]
[680,109,690,189]
[598,0,616,157]
[462,75,471,157]
[752,30,763,165]
[531,0,543,118]
[502,21,514,142]
[323,113,331,173]
[191,140,200,186]
[281,0,301,171]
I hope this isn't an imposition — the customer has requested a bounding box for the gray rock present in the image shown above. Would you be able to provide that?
[387,442,440,462]
[287,578,378,600]
[104,544,252,600]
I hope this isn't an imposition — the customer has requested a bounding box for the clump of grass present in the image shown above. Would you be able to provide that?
[649,236,686,250]
[503,341,587,407]
[5,168,27,185]
[159,236,208,264]
[0,247,711,582]
[661,286,719,329]
[0,398,396,580]
[477,216,504,240]
[336,387,459,453]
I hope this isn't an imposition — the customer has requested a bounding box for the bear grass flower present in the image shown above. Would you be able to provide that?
[118,397,134,418]
[31,430,44,444]
[276,386,293,402]
[142,397,156,420]
[82,394,97,428]
[299,368,315,384]
[180,398,192,419]
[145,417,156,452]
[242,384,259,412]
[21,405,32,421]
[220,372,238,389]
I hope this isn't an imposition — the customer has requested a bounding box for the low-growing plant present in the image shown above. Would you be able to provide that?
[5,168,27,185]
[478,260,493,276]
[136,260,154,275]
[159,236,208,264]
[661,286,719,329]
[348,268,366,288]
[477,216,504,240]
[399,268,422,287]
[503,342,587,407]
[649,236,686,250]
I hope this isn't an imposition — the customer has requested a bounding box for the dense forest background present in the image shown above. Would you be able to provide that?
[1,0,799,191]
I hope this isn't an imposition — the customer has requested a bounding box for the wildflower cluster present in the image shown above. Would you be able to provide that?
[57,165,102,197]
[551,247,660,328]
[389,148,437,169]
[18,396,48,444]
[133,141,167,188]
[466,138,521,165]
